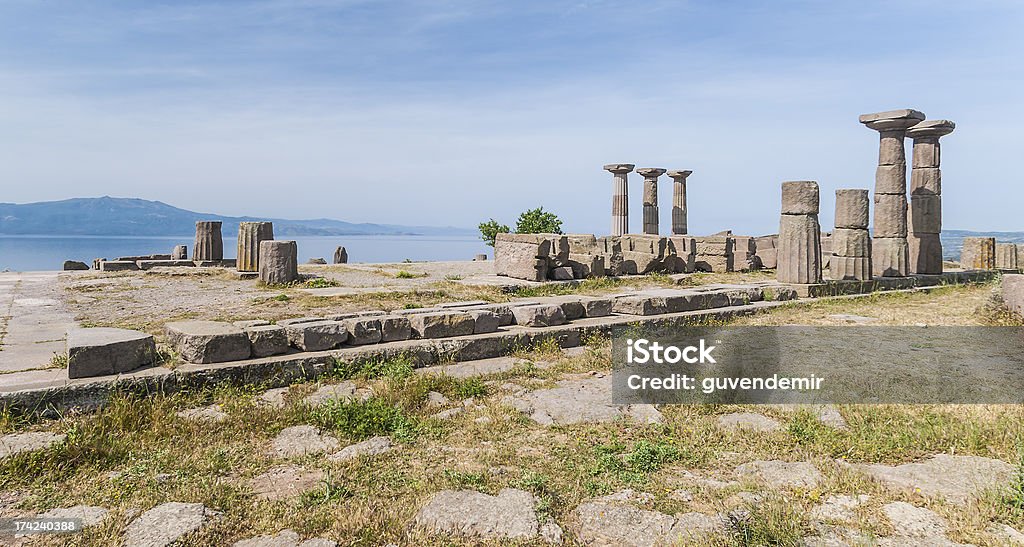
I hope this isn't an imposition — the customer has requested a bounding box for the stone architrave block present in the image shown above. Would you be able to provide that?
[909,195,941,234]
[284,320,348,351]
[467,310,500,334]
[342,318,383,346]
[834,189,870,229]
[757,248,778,269]
[166,321,252,364]
[831,228,871,258]
[66,327,156,379]
[380,315,413,342]
[781,181,820,215]
[693,237,733,256]
[510,304,567,327]
[243,325,289,358]
[960,237,996,270]
[872,194,908,238]
[566,234,599,254]
[409,312,476,338]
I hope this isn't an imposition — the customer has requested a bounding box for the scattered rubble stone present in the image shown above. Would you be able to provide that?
[270,426,340,458]
[327,436,393,463]
[574,495,723,546]
[302,382,356,406]
[716,413,782,432]
[40,505,109,527]
[503,376,662,425]
[881,501,947,537]
[0,432,66,459]
[250,465,325,501]
[413,488,561,543]
[735,460,823,489]
[257,387,289,409]
[857,454,1014,504]
[176,405,229,423]
[810,494,869,522]
[124,502,219,547]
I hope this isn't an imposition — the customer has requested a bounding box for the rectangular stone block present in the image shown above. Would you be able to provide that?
[912,140,940,168]
[1003,274,1024,318]
[909,233,943,275]
[284,320,348,351]
[67,327,156,379]
[494,233,551,282]
[136,260,196,269]
[694,254,734,273]
[996,243,1019,271]
[612,295,668,316]
[781,181,819,215]
[757,248,778,269]
[243,325,289,358]
[409,312,475,338]
[960,237,996,270]
[166,320,252,363]
[910,167,941,195]
[872,194,908,238]
[467,310,500,334]
[878,133,907,166]
[550,266,574,280]
[566,234,599,254]
[874,164,907,194]
[909,195,941,234]
[342,317,383,345]
[872,237,909,277]
[99,260,139,272]
[621,234,667,257]
[568,254,606,278]
[834,189,870,229]
[510,304,567,327]
[577,296,613,317]
[829,256,872,281]
[692,237,733,256]
[621,251,664,274]
[380,315,412,342]
[831,228,871,258]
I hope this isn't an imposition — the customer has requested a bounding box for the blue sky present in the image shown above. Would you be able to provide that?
[1,0,1022,235]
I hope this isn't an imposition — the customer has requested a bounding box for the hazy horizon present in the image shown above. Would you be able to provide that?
[2,1,1022,236]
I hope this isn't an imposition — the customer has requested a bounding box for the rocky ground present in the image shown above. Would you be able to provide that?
[1,280,1022,545]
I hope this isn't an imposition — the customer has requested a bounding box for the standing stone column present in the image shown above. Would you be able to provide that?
[259,240,299,284]
[960,237,995,270]
[604,164,634,236]
[193,221,224,261]
[172,245,188,260]
[637,168,666,235]
[667,170,692,235]
[237,222,274,272]
[859,109,925,277]
[906,119,955,275]
[830,189,872,280]
[777,181,822,284]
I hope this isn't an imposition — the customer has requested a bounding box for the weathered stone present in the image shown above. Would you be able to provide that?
[99,260,139,272]
[693,237,733,256]
[250,465,325,501]
[757,247,778,269]
[342,318,382,345]
[0,431,66,459]
[270,425,340,458]
[505,376,662,426]
[606,163,635,237]
[124,502,218,547]
[237,222,274,273]
[716,413,781,432]
[379,315,412,342]
[960,237,995,270]
[494,233,551,282]
[259,240,299,285]
[620,251,663,274]
[873,237,909,278]
[233,529,338,547]
[257,387,289,409]
[333,246,348,264]
[781,181,820,215]
[467,310,500,334]
[858,454,1014,504]
[736,460,823,489]
[810,494,869,522]
[874,164,908,194]
[302,382,356,406]
[284,320,347,351]
[473,253,487,261]
[567,233,599,253]
[409,312,475,338]
[243,325,289,358]
[834,189,869,229]
[574,497,722,545]
[66,327,156,379]
[1005,275,1024,319]
[830,228,871,257]
[777,213,822,284]
[909,195,941,234]
[568,253,605,278]
[172,244,188,260]
[996,243,1019,270]
[911,167,941,195]
[306,258,327,265]
[612,295,668,316]
[63,260,89,271]
[176,404,229,423]
[511,304,567,327]
[637,168,665,235]
[40,505,110,528]
[136,260,196,269]
[166,321,251,364]
[873,194,908,237]
[829,256,871,281]
[414,488,558,542]
[327,436,393,463]
[578,296,613,317]
[550,266,574,280]
[909,233,943,275]
[882,502,947,537]
[194,220,224,261]
[668,169,692,235]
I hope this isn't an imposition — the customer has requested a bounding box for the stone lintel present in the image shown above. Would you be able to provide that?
[858,109,926,124]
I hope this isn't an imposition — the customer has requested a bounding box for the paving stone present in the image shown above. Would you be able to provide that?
[882,501,946,537]
[124,502,219,547]
[284,320,348,352]
[176,404,229,423]
[39,505,109,527]
[243,325,289,358]
[810,494,869,522]
[409,311,476,338]
[857,454,1014,504]
[234,530,338,547]
[302,382,356,406]
[992,523,1024,545]
[250,465,325,501]
[326,436,393,463]
[342,317,382,346]
[165,320,251,364]
[0,432,66,459]
[379,315,413,342]
[503,376,662,426]
[434,407,464,420]
[735,460,823,489]
[66,327,156,379]
[716,413,781,432]
[270,425,340,458]
[425,391,450,409]
[257,387,289,409]
[467,310,500,334]
[413,488,561,542]
[574,497,723,546]
[511,304,567,327]
[99,260,139,272]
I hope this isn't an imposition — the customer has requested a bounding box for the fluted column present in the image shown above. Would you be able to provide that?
[859,109,925,277]
[830,189,871,280]
[637,168,665,235]
[237,221,274,272]
[777,181,822,284]
[604,164,634,236]
[906,119,954,274]
[193,221,224,261]
[667,170,692,235]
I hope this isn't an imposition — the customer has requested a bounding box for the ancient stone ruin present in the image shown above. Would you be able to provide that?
[777,181,822,284]
[260,240,299,285]
[960,237,995,270]
[237,221,275,273]
[604,163,633,237]
[907,120,954,274]
[831,189,871,280]
[194,220,224,261]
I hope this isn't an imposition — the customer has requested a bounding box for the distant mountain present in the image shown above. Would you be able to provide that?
[0,197,474,237]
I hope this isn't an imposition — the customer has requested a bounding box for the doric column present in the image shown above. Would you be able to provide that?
[193,221,224,261]
[237,221,274,272]
[777,181,822,284]
[604,164,634,236]
[667,170,692,235]
[259,240,299,284]
[830,189,871,280]
[859,109,925,277]
[906,119,954,275]
[637,168,666,235]
[172,245,188,260]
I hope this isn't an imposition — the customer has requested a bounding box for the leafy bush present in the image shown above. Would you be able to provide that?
[515,207,562,235]
[478,219,511,247]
